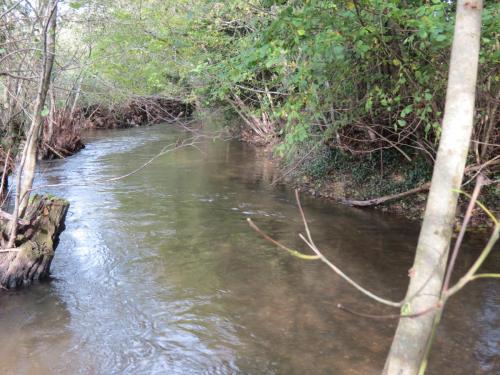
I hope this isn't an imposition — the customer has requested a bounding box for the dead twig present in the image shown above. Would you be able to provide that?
[442,175,484,293]
[0,248,20,253]
[342,182,431,207]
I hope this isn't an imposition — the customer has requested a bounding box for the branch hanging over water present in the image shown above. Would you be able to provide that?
[248,189,403,307]
[247,218,319,260]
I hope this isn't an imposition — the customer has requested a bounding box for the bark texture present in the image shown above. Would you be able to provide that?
[18,0,57,214]
[6,0,58,250]
[383,1,483,374]
[0,195,69,289]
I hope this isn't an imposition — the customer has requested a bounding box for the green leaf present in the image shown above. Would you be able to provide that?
[434,34,447,42]
[41,107,50,117]
[397,119,407,127]
[297,29,306,36]
[401,303,411,316]
[69,1,83,9]
[401,105,413,118]
[333,45,344,58]
[365,98,373,111]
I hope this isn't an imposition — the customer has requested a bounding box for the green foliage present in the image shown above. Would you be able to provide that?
[79,0,498,171]
[84,0,230,100]
[196,0,498,156]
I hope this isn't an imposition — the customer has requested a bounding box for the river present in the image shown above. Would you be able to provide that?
[0,124,498,374]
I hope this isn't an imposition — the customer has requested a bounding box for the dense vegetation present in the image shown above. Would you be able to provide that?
[85,1,498,199]
[1,0,499,208]
[0,2,498,372]
[82,2,497,144]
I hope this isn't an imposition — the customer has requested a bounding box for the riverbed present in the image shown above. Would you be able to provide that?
[0,124,498,374]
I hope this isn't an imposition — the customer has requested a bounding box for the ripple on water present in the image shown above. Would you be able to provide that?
[0,125,497,375]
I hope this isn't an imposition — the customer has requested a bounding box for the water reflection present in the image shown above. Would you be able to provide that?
[474,283,500,372]
[0,124,497,374]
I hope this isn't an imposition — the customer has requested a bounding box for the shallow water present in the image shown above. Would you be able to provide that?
[0,124,498,374]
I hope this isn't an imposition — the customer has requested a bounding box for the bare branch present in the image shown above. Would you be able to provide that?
[442,175,484,294]
[248,189,403,307]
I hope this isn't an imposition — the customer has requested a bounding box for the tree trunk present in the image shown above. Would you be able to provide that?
[46,84,56,146]
[0,195,69,289]
[18,0,58,215]
[5,0,58,251]
[383,1,483,374]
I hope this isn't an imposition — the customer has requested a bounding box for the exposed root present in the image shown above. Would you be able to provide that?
[79,96,195,130]
[40,109,85,160]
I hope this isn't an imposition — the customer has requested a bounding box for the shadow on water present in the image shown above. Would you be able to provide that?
[0,124,498,374]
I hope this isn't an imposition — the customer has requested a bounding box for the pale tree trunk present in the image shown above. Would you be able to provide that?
[6,0,58,248]
[46,84,56,145]
[383,1,483,374]
[17,0,58,215]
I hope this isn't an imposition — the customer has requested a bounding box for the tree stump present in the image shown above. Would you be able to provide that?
[0,195,69,289]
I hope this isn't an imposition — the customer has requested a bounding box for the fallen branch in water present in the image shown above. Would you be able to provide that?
[337,303,437,320]
[248,179,499,326]
[341,157,499,207]
[24,130,231,193]
[342,182,431,207]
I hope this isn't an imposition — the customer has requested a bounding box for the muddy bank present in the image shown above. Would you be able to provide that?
[41,109,86,160]
[293,170,498,229]
[250,143,498,229]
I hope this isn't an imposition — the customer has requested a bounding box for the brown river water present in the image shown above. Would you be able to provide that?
[0,124,498,374]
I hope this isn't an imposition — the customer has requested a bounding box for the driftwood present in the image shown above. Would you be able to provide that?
[342,182,431,207]
[0,194,69,289]
[341,159,500,208]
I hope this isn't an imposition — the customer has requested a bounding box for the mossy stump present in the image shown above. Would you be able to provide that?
[0,194,69,289]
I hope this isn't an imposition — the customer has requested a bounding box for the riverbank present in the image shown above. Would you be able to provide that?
[100,108,495,229]
[41,97,195,160]
[240,137,498,230]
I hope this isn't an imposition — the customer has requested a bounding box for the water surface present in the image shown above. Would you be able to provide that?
[0,124,498,374]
